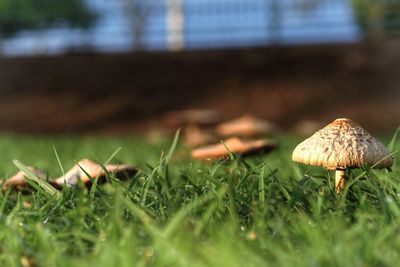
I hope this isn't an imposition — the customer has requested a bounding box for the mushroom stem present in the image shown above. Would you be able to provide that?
[335,169,347,193]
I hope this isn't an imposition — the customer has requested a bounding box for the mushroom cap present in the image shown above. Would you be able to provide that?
[292,118,393,170]
[1,166,47,191]
[54,159,136,186]
[0,159,137,192]
[216,114,276,137]
[191,137,277,160]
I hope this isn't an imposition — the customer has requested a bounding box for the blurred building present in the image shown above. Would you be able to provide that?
[2,0,362,56]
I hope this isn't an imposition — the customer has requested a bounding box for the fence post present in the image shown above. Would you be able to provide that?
[166,0,185,51]
[269,0,281,45]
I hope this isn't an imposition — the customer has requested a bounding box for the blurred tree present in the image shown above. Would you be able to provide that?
[353,0,400,37]
[0,0,95,37]
[294,0,400,39]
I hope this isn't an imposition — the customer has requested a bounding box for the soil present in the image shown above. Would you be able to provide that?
[0,40,399,134]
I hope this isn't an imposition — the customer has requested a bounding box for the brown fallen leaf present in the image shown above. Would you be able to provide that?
[191,137,277,160]
[54,159,137,186]
[1,166,48,191]
[184,124,217,147]
[216,114,277,137]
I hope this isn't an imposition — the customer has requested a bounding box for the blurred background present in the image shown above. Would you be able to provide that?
[0,0,399,134]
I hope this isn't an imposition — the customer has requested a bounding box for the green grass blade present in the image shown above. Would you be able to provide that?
[371,148,400,169]
[193,201,219,237]
[222,140,235,161]
[0,186,12,214]
[104,147,122,165]
[162,187,226,238]
[53,146,65,178]
[166,129,180,163]
[259,164,266,210]
[388,127,400,152]
[123,198,160,237]
[13,160,60,198]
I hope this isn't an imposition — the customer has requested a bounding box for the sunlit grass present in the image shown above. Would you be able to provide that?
[0,132,398,267]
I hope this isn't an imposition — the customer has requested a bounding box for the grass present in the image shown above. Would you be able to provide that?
[0,132,399,267]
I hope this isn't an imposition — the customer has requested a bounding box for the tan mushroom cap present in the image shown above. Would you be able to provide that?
[216,114,276,137]
[1,167,47,191]
[192,137,277,160]
[1,159,137,192]
[54,159,137,186]
[292,118,393,170]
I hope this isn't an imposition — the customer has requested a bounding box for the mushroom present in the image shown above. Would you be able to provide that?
[292,118,393,193]
[54,159,137,187]
[1,159,137,192]
[191,137,277,160]
[216,114,277,137]
[1,166,48,192]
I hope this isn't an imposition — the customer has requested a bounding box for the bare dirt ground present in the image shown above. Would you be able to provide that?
[0,40,399,134]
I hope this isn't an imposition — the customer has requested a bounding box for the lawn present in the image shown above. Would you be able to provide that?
[0,131,399,267]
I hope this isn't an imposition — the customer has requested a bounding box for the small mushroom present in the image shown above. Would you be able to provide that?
[1,167,48,191]
[292,118,393,193]
[54,159,137,186]
[191,137,277,160]
[216,114,277,137]
[1,159,137,192]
